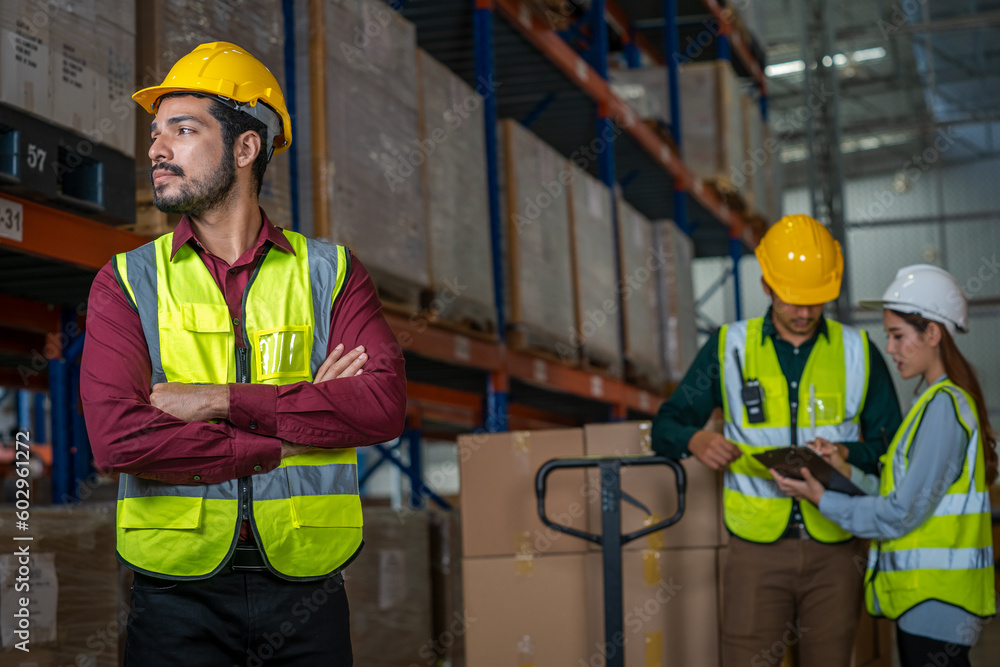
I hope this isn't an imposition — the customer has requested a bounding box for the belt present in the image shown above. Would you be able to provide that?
[231,543,268,571]
[779,522,811,540]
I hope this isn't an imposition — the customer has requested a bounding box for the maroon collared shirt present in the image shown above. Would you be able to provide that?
[81,211,406,526]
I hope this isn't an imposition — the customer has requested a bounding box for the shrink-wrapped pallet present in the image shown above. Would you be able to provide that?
[501,119,575,356]
[618,199,664,389]
[567,163,621,374]
[609,66,672,126]
[417,49,497,334]
[653,220,698,383]
[298,0,429,306]
[680,61,746,198]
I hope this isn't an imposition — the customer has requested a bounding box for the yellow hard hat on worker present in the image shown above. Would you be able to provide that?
[133,41,292,160]
[755,214,844,305]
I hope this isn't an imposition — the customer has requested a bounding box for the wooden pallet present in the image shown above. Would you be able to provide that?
[507,324,581,367]
[421,292,499,340]
[624,357,668,395]
[367,268,427,318]
[580,346,624,379]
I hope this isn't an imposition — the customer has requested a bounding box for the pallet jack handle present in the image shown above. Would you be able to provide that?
[535,456,686,667]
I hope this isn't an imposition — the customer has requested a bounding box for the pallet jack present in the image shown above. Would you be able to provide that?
[535,455,686,667]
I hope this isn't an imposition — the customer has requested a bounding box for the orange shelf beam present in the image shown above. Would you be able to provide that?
[493,0,749,243]
[0,194,147,271]
[383,311,504,371]
[0,294,60,335]
[605,0,665,66]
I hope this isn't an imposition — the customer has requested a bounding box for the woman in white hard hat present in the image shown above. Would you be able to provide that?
[772,264,997,667]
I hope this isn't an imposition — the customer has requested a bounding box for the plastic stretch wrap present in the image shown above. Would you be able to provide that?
[618,200,662,380]
[502,120,575,352]
[417,49,496,331]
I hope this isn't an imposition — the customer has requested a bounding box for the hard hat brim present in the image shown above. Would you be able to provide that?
[131,86,291,157]
[768,280,840,307]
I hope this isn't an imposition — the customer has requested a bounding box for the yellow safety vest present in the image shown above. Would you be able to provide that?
[865,379,995,619]
[111,230,363,580]
[719,317,870,543]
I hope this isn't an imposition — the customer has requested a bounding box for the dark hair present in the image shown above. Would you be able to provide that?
[207,100,269,197]
[891,310,998,484]
[158,93,269,196]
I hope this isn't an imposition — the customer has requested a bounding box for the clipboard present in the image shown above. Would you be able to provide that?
[753,447,867,497]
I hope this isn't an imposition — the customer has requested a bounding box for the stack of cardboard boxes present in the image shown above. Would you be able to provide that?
[458,423,726,666]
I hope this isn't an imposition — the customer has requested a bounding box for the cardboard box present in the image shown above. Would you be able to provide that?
[458,429,589,558]
[346,507,433,667]
[618,198,665,389]
[50,6,98,135]
[583,421,724,550]
[0,2,53,119]
[94,17,136,157]
[0,505,121,667]
[609,66,671,126]
[585,548,720,667]
[652,220,698,384]
[463,554,592,666]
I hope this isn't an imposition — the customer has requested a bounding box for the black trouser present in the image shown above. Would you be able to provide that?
[125,563,352,666]
[896,628,971,667]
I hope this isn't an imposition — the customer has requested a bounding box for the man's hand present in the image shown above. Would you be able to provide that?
[771,467,825,506]
[314,344,368,383]
[150,383,228,422]
[281,441,311,459]
[688,430,742,471]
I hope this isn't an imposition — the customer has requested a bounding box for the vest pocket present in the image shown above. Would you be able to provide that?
[159,303,233,384]
[251,325,312,382]
[119,495,204,530]
[810,392,844,425]
[284,464,362,528]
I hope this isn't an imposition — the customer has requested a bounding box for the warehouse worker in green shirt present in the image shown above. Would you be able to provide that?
[652,215,902,667]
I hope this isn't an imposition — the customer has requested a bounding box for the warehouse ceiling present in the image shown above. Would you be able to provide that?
[761,0,1000,187]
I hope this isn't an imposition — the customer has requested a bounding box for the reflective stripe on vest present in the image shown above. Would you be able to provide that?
[113,231,362,581]
[719,317,870,543]
[865,380,995,620]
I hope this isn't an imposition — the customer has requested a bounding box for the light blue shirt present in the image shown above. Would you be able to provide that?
[819,377,984,646]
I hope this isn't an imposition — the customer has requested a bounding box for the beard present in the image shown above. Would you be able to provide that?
[152,150,237,216]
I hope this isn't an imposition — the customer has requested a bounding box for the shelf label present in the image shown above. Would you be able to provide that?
[575,59,588,82]
[590,375,604,398]
[0,198,24,243]
[532,359,548,383]
[659,146,671,166]
[639,391,651,411]
[454,336,471,362]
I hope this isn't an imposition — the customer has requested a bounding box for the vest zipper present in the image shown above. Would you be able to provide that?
[237,249,271,535]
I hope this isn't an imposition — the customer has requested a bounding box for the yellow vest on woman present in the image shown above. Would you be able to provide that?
[865,379,994,619]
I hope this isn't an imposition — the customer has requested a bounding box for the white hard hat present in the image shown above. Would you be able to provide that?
[859,264,968,336]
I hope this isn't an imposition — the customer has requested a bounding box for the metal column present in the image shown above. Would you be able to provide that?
[663,0,690,236]
[474,0,509,432]
[800,0,850,322]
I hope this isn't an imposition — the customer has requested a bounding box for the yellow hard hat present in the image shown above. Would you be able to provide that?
[133,41,291,159]
[755,214,843,305]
